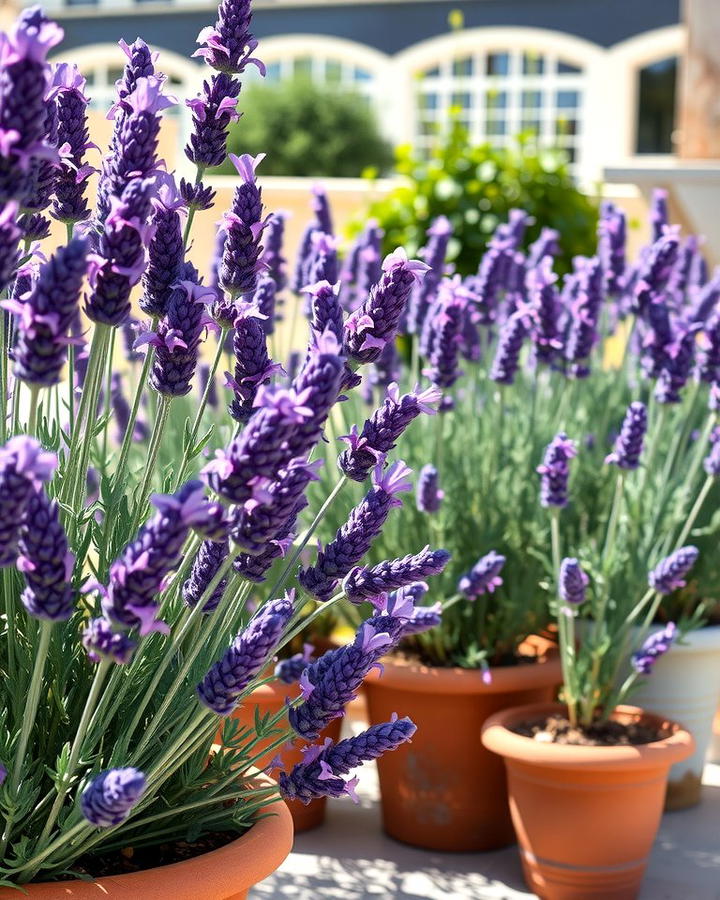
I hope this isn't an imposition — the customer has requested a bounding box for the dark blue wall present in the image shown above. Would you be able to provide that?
[57,0,681,60]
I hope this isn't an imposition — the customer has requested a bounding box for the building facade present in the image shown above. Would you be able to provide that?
[37,0,683,184]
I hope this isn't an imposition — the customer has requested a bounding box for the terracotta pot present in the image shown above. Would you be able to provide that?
[0,793,293,899]
[226,679,343,832]
[363,636,562,851]
[482,702,695,900]
[629,624,720,809]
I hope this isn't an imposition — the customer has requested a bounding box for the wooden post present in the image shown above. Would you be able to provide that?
[679,0,720,159]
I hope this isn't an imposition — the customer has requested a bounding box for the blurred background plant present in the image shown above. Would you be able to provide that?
[214,78,394,177]
[356,122,599,277]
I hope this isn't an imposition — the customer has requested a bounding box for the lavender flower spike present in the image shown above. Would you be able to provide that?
[339,383,441,482]
[0,436,56,567]
[416,464,444,513]
[703,427,720,477]
[632,622,677,675]
[648,546,699,595]
[182,538,229,614]
[220,153,267,298]
[298,460,413,602]
[458,551,505,599]
[101,481,217,635]
[275,643,314,685]
[194,0,264,75]
[197,592,295,715]
[81,768,146,828]
[185,72,241,171]
[0,203,22,294]
[288,619,397,739]
[305,279,343,344]
[50,63,94,225]
[489,309,528,386]
[344,249,429,364]
[17,490,75,621]
[537,433,577,508]
[280,716,415,804]
[528,256,561,365]
[605,402,647,470]
[343,546,451,604]
[140,176,186,318]
[83,617,136,665]
[226,302,282,423]
[559,558,588,607]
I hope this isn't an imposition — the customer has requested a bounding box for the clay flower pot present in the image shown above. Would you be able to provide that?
[482,702,695,900]
[0,794,293,899]
[630,624,720,808]
[363,636,561,851]
[226,679,343,832]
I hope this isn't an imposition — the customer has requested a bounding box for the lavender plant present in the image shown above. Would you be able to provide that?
[0,5,449,885]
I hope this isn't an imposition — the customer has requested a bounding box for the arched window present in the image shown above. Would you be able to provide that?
[415,47,585,171]
[636,56,678,154]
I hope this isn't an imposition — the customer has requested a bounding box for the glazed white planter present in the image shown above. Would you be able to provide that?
[631,624,720,809]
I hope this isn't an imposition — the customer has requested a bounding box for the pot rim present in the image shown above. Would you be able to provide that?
[481,702,695,770]
[364,636,561,695]
[4,789,293,898]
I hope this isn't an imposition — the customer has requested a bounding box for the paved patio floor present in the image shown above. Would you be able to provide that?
[251,740,720,900]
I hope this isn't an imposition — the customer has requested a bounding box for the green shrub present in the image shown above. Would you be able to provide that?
[361,123,598,276]
[218,78,394,177]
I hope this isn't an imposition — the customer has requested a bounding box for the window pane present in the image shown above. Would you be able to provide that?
[556,117,578,136]
[556,90,579,109]
[485,90,507,110]
[326,60,342,84]
[266,62,281,81]
[486,53,510,76]
[423,65,440,79]
[353,67,371,82]
[420,120,438,136]
[485,119,507,135]
[557,60,582,75]
[521,119,541,133]
[452,56,474,77]
[523,52,544,75]
[451,91,472,110]
[293,57,312,78]
[521,90,542,109]
[636,56,677,154]
[419,92,439,111]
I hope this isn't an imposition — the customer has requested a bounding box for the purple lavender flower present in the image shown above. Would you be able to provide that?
[140,178,186,318]
[292,222,318,294]
[194,0,264,75]
[299,461,413,602]
[289,619,397,738]
[4,236,87,387]
[538,433,577,508]
[19,213,51,243]
[254,273,278,336]
[305,280,343,344]
[489,309,528,385]
[0,203,21,294]
[220,153,266,299]
[650,188,669,243]
[343,546,450,603]
[598,201,626,296]
[306,232,339,288]
[648,546,699,595]
[144,280,214,397]
[275,643,314,685]
[416,464,443,513]
[182,538,229,613]
[527,227,560,269]
[339,383,440,482]
[559,557,588,607]
[230,456,320,554]
[632,622,677,675]
[345,250,428,364]
[697,310,720,384]
[280,715,415,803]
[0,8,63,206]
[100,481,216,635]
[17,489,74,621]
[0,437,56,567]
[703,427,720,477]
[310,184,333,235]
[458,551,505,599]
[467,238,512,328]
[690,268,720,324]
[202,388,315,505]
[81,768,146,827]
[262,212,287,291]
[185,73,241,171]
[423,278,470,389]
[605,402,647,470]
[395,593,443,637]
[225,303,281,423]
[654,324,697,404]
[50,63,93,225]
[565,257,603,378]
[83,617,136,665]
[632,229,680,316]
[233,510,297,582]
[528,256,561,365]
[85,181,155,326]
[406,216,452,335]
[197,592,295,715]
